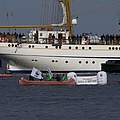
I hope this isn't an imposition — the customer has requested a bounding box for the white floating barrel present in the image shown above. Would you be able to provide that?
[97,71,107,85]
[67,72,77,82]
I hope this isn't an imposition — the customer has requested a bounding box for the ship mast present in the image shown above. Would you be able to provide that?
[63,0,73,37]
[0,0,73,36]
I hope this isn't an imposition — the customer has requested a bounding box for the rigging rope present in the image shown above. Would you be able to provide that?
[40,0,63,25]
[0,0,65,30]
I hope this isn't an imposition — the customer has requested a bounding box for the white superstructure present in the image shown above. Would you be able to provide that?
[29,30,70,44]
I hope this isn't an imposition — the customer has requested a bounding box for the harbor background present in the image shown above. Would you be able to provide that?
[0,73,120,120]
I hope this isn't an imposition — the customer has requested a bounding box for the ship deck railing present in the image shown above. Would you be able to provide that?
[0,33,120,45]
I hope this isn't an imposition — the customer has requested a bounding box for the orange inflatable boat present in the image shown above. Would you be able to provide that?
[19,77,76,86]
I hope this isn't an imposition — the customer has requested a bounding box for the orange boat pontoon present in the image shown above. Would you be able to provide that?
[19,77,76,86]
[0,74,14,78]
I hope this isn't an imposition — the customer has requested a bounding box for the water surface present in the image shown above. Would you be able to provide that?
[0,73,120,120]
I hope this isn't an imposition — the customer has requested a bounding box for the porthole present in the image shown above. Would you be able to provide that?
[29,45,31,48]
[12,44,14,47]
[119,47,120,50]
[55,46,58,49]
[35,60,37,62]
[116,47,118,50]
[45,46,48,48]
[52,60,54,62]
[69,46,71,49]
[15,45,17,47]
[82,47,85,50]
[8,44,10,47]
[79,61,81,64]
[75,46,78,49]
[92,61,95,64]
[89,47,91,50]
[32,45,34,48]
[86,61,88,64]
[112,47,114,50]
[59,46,61,49]
[109,47,111,50]
[65,61,68,63]
[55,60,58,62]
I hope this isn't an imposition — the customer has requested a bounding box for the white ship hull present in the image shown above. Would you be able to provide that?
[0,43,119,72]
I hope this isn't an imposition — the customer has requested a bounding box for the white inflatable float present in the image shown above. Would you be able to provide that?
[67,71,107,85]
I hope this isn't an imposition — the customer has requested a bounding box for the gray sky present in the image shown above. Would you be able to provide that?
[0,0,120,34]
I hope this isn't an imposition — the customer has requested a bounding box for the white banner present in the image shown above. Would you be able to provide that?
[76,76,98,85]
[31,67,43,79]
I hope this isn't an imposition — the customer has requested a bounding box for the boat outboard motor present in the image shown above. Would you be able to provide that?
[67,72,77,82]
[97,71,107,85]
